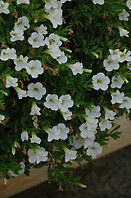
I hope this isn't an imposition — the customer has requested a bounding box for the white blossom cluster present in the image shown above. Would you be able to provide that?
[0,0,130,172]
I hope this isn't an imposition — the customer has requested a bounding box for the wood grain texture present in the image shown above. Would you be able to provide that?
[0,115,131,198]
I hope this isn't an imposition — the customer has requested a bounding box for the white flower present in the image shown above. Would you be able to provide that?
[10,29,24,42]
[27,82,46,100]
[17,0,30,4]
[104,108,116,120]
[30,103,41,115]
[21,131,29,142]
[35,24,48,35]
[56,51,68,64]
[27,147,48,164]
[92,72,110,91]
[45,8,63,28]
[28,32,45,48]
[48,45,61,59]
[70,134,84,149]
[119,9,130,21]
[26,60,43,78]
[99,119,112,131]
[59,94,74,112]
[30,134,41,144]
[45,33,62,48]
[126,0,131,9]
[0,115,5,121]
[0,1,9,14]
[67,62,83,75]
[15,16,30,31]
[111,90,124,104]
[0,48,17,61]
[119,97,131,109]
[14,55,28,71]
[44,94,59,111]
[15,87,27,99]
[84,136,96,148]
[45,0,59,10]
[85,105,101,119]
[46,126,60,142]
[61,109,72,120]
[64,148,77,162]
[58,123,69,140]
[5,76,18,88]
[109,49,120,61]
[86,142,102,158]
[92,0,104,5]
[119,49,128,63]
[127,62,131,70]
[9,162,25,177]
[85,117,98,130]
[103,55,119,71]
[79,122,95,138]
[111,75,124,89]
[119,28,129,37]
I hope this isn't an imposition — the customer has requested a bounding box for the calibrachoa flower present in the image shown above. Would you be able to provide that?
[30,133,41,144]
[27,147,48,164]
[5,76,18,88]
[28,32,45,48]
[111,90,124,104]
[0,1,9,14]
[60,109,72,120]
[119,28,129,37]
[99,119,112,131]
[21,131,29,142]
[84,136,96,148]
[92,72,110,91]
[104,108,116,120]
[67,62,83,75]
[103,55,119,71]
[45,33,62,48]
[46,126,60,142]
[59,94,74,112]
[119,9,130,21]
[14,87,27,99]
[14,55,28,71]
[30,103,41,115]
[126,0,131,9]
[85,105,101,119]
[26,60,44,78]
[64,148,77,162]
[14,16,30,31]
[109,49,120,61]
[10,29,24,42]
[34,24,48,35]
[119,97,131,109]
[9,162,25,177]
[58,123,69,140]
[0,48,17,61]
[27,82,46,100]
[79,122,95,138]
[86,142,102,158]
[56,51,68,64]
[111,75,124,89]
[44,94,59,111]
[70,134,85,149]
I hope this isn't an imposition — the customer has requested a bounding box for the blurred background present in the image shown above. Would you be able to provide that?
[10,145,131,198]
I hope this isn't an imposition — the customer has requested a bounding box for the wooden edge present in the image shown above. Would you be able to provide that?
[0,115,131,198]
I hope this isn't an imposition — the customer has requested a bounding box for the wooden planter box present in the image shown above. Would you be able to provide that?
[0,115,131,198]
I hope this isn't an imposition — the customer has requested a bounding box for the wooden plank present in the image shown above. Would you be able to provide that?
[0,115,131,198]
